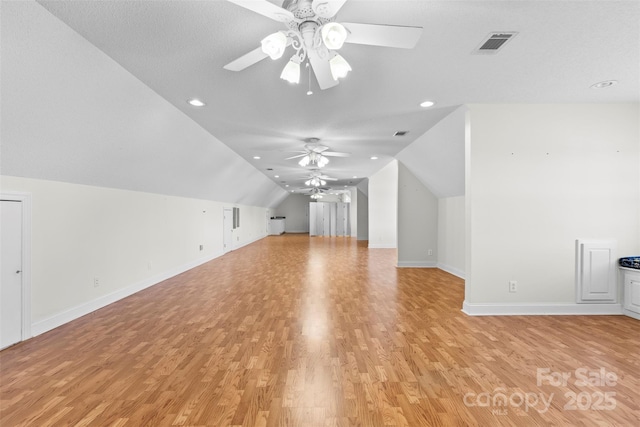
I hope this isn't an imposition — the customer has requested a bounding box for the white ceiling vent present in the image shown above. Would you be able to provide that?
[473,32,518,54]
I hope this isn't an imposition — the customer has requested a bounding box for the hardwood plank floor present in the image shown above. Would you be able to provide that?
[1,234,639,426]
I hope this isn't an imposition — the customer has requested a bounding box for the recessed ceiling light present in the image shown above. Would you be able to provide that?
[253,156,261,160]
[352,176,357,178]
[344,185,348,187]
[285,184,289,187]
[590,80,618,89]
[187,98,206,107]
[370,156,378,160]
[420,100,436,108]
[274,175,279,178]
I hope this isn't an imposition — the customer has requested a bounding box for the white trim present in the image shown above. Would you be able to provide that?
[437,263,466,279]
[397,261,437,268]
[368,243,396,249]
[1,192,32,341]
[462,301,623,316]
[622,309,640,321]
[32,250,223,336]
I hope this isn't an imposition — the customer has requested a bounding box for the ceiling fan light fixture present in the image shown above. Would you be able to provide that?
[329,54,351,80]
[321,22,348,50]
[316,154,329,168]
[280,58,301,84]
[261,32,287,60]
[298,155,311,167]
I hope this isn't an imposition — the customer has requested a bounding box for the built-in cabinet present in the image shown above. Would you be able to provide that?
[575,239,618,303]
[309,202,350,237]
[269,218,285,235]
[622,268,640,318]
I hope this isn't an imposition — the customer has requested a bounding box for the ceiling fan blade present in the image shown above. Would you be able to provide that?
[323,151,350,157]
[342,22,423,49]
[319,176,338,181]
[312,0,348,18]
[285,154,307,160]
[307,49,339,90]
[226,0,294,22]
[223,46,268,71]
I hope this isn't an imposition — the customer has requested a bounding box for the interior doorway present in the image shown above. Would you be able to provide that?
[1,193,31,349]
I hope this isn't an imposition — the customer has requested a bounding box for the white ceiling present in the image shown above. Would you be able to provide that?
[34,0,640,196]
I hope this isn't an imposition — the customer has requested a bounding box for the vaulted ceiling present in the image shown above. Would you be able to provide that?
[4,0,639,204]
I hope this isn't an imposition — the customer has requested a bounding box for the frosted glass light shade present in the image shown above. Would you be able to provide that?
[316,155,329,168]
[321,22,348,50]
[261,32,287,60]
[280,59,300,84]
[298,155,311,167]
[329,54,351,80]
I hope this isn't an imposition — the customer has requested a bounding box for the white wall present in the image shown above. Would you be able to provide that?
[368,160,398,248]
[397,162,438,267]
[0,176,269,336]
[438,196,465,278]
[357,188,369,241]
[465,104,639,311]
[273,194,310,233]
[349,187,358,238]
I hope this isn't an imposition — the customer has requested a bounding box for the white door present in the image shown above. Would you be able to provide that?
[223,208,233,254]
[322,202,331,236]
[309,203,317,236]
[1,200,23,349]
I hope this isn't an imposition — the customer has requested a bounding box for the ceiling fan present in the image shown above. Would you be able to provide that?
[301,169,338,187]
[294,186,330,199]
[223,0,423,90]
[286,138,350,167]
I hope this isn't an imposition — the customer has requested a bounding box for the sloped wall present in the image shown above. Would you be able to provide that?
[1,1,287,208]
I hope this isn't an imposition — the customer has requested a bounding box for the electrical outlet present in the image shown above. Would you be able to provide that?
[199,244,204,251]
[509,280,517,293]
[93,277,100,288]
[428,249,433,256]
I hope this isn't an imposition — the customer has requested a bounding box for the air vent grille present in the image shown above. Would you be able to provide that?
[474,32,518,54]
[394,131,409,137]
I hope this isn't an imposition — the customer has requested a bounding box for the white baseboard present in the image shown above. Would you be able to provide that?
[623,309,640,321]
[462,301,624,316]
[368,243,396,249]
[437,263,466,279]
[397,261,437,268]
[32,250,224,337]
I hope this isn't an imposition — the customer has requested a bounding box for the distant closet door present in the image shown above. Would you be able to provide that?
[336,202,349,236]
[1,200,23,349]
[223,208,233,254]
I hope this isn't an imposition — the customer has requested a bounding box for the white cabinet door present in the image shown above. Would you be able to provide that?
[576,240,617,303]
[624,271,640,316]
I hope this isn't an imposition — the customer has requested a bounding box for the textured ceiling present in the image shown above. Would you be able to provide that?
[34,0,640,196]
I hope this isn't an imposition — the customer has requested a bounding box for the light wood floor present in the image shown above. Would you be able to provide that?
[1,235,639,426]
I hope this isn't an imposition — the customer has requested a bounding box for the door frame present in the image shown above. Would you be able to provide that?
[1,192,32,341]
[223,207,233,254]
